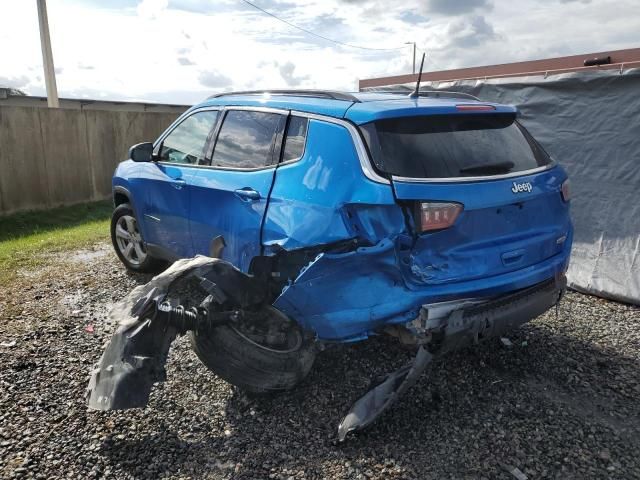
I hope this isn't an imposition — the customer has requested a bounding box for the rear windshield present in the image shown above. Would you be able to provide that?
[360,114,552,179]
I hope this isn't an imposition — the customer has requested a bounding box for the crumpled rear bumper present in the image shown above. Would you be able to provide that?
[274,237,570,341]
[430,275,566,354]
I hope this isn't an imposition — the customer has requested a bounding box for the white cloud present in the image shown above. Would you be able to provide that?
[425,0,493,15]
[278,61,309,87]
[0,0,637,105]
[198,69,232,88]
[0,75,31,90]
[136,0,168,19]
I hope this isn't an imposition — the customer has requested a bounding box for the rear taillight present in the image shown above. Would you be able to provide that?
[416,202,463,232]
[561,180,570,202]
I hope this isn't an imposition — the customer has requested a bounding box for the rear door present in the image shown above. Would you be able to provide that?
[135,109,219,258]
[189,108,286,272]
[360,112,572,285]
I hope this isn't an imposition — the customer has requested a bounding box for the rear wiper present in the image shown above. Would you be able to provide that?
[459,160,515,175]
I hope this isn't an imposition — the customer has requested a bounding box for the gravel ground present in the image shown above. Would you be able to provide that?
[1,242,639,479]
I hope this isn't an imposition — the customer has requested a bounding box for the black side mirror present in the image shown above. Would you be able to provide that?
[129,142,155,162]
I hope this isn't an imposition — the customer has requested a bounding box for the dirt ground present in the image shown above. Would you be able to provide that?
[1,242,639,479]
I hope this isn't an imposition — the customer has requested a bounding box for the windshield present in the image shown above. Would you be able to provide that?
[360,113,552,179]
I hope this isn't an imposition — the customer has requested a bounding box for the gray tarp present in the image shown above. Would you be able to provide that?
[365,69,640,305]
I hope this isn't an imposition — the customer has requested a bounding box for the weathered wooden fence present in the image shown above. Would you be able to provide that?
[0,106,183,214]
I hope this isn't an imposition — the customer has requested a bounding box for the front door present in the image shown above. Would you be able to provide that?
[189,108,286,272]
[138,109,219,258]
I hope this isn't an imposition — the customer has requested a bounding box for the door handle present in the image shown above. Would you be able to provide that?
[234,188,261,201]
[171,179,186,190]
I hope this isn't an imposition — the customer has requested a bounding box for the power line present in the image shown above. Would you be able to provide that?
[240,0,406,52]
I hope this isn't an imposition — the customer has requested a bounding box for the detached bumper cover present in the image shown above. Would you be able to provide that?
[338,347,433,441]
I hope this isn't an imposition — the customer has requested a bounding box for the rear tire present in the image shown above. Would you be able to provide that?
[190,306,316,393]
[111,203,166,273]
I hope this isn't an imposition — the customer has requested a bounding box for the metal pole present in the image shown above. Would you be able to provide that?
[412,43,416,75]
[36,0,59,108]
[405,42,417,75]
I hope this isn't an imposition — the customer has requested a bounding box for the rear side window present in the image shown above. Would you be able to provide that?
[159,110,218,164]
[282,116,308,162]
[212,110,282,169]
[360,114,552,179]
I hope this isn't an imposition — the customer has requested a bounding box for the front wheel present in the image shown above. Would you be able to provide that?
[190,306,317,393]
[110,203,166,273]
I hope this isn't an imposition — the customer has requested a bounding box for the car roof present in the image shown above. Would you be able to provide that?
[195,90,517,125]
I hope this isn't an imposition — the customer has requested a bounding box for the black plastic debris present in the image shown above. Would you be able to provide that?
[86,255,273,411]
[337,346,433,441]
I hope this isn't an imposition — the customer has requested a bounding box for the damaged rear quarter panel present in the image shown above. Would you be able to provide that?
[263,117,414,340]
[262,118,404,251]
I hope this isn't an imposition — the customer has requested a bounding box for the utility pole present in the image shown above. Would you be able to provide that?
[405,42,416,74]
[36,0,59,108]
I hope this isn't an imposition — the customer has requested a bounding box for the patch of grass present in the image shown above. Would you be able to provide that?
[0,201,112,242]
[0,201,112,283]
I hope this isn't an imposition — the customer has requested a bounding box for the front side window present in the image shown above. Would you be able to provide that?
[211,110,282,169]
[282,116,308,162]
[159,110,219,165]
[360,113,552,179]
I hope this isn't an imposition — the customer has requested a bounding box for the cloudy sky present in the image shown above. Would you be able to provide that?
[0,0,637,105]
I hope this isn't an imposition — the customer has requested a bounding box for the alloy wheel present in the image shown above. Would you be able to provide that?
[114,215,147,266]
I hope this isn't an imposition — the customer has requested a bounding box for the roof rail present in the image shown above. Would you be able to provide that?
[367,89,480,101]
[208,89,361,103]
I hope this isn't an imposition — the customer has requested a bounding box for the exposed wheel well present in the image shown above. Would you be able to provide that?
[113,191,129,207]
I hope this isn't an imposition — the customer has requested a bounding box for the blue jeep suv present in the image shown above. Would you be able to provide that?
[104,89,572,426]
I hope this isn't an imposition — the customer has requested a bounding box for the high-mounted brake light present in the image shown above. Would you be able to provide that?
[455,104,496,111]
[561,180,571,202]
[417,202,463,232]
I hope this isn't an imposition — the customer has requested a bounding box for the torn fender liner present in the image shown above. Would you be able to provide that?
[86,299,179,410]
[87,256,216,410]
[337,346,433,441]
[87,256,268,411]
